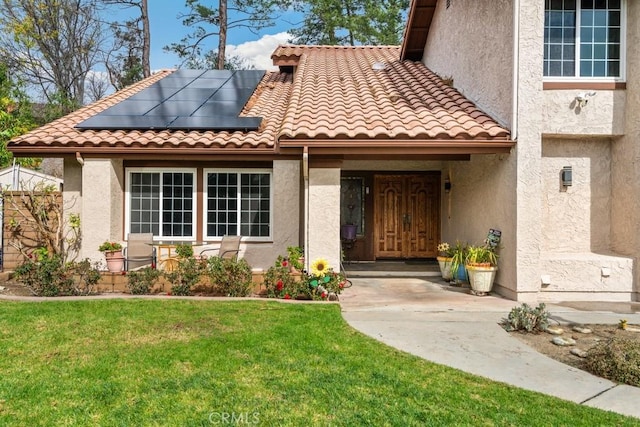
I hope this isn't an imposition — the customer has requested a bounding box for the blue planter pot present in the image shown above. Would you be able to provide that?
[454,265,468,282]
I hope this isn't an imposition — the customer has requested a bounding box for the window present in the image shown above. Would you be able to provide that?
[127,169,196,240]
[205,170,272,240]
[544,0,624,80]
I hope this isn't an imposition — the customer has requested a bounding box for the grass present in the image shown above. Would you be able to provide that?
[0,299,637,426]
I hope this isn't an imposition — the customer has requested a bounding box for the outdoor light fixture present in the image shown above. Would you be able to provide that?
[444,178,452,193]
[561,166,572,187]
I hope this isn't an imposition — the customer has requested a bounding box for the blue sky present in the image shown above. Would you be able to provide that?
[112,2,301,70]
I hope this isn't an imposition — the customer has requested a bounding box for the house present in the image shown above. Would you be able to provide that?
[400,0,638,302]
[8,0,636,303]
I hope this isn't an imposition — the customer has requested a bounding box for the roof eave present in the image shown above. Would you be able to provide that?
[400,0,438,61]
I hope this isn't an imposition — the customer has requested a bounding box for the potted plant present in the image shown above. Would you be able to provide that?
[286,246,304,273]
[436,242,454,280]
[465,244,498,295]
[449,241,468,284]
[99,241,124,273]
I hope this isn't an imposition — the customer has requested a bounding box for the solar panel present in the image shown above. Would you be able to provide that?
[75,69,266,132]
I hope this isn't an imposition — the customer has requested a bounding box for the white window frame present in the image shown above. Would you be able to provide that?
[125,168,198,241]
[203,168,273,242]
[543,0,627,83]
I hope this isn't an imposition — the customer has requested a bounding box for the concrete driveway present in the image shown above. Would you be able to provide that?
[339,277,640,419]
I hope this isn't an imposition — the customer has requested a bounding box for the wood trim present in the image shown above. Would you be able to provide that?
[124,160,273,168]
[543,82,626,90]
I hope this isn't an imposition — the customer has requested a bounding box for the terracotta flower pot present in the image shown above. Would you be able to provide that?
[104,250,124,273]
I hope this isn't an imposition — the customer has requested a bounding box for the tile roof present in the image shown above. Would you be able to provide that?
[274,45,510,141]
[9,70,293,154]
[9,45,511,156]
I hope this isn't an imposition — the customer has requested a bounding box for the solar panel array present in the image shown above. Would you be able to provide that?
[76,69,265,131]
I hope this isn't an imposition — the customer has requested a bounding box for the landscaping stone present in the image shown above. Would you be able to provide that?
[0,286,5,291]
[572,325,592,334]
[552,336,576,346]
[570,348,588,358]
[545,325,564,335]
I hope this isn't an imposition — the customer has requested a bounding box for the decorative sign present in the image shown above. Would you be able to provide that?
[486,229,501,249]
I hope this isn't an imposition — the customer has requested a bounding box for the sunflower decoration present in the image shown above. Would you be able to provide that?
[310,258,330,277]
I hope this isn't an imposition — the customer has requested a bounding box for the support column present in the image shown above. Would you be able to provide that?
[308,167,341,272]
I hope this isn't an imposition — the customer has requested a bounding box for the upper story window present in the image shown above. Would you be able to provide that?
[544,0,624,80]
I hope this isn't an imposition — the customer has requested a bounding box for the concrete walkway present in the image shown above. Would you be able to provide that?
[339,277,640,420]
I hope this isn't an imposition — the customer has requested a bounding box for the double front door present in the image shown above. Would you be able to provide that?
[374,174,440,258]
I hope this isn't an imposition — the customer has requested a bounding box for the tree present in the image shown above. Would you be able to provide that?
[101,0,150,90]
[184,50,255,70]
[0,0,106,108]
[166,0,289,70]
[0,62,39,169]
[290,0,409,46]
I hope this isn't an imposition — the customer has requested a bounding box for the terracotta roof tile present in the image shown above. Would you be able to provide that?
[10,45,510,156]
[276,46,509,141]
[9,70,293,153]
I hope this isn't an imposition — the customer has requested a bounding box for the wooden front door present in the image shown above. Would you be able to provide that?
[374,174,440,258]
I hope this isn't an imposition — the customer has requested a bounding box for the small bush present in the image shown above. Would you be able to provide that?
[126,267,161,295]
[14,254,101,296]
[263,256,298,299]
[501,303,549,333]
[163,257,203,296]
[584,337,640,387]
[205,257,253,297]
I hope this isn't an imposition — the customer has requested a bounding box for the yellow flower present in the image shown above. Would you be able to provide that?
[311,258,330,277]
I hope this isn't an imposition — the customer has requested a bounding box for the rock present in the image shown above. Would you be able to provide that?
[572,325,592,334]
[625,326,640,333]
[546,325,564,335]
[552,336,576,346]
[571,348,588,358]
[0,286,5,291]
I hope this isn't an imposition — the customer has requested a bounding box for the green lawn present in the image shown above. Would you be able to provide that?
[0,299,636,426]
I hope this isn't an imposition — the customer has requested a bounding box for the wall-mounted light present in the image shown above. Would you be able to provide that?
[561,166,572,187]
[444,178,452,193]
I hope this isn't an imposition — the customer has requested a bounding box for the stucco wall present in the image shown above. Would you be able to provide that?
[541,138,611,253]
[542,90,626,136]
[445,154,517,297]
[63,158,82,260]
[612,0,640,300]
[242,160,301,270]
[422,0,513,127]
[308,168,341,272]
[82,158,124,264]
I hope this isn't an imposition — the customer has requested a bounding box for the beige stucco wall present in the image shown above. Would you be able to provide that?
[542,90,626,136]
[541,138,611,253]
[242,160,301,270]
[444,154,517,298]
[81,158,125,264]
[308,168,341,272]
[612,0,640,301]
[63,158,82,260]
[422,0,513,127]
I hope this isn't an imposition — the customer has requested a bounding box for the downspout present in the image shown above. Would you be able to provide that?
[302,146,309,271]
[511,0,520,140]
[75,152,85,166]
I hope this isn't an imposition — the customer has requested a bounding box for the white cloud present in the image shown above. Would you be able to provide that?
[227,32,291,70]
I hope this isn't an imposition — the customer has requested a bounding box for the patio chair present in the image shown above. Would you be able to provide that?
[199,235,241,260]
[123,233,157,271]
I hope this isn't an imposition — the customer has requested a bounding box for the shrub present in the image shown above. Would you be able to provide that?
[501,303,550,333]
[584,337,640,387]
[175,243,194,258]
[163,257,203,296]
[263,256,298,299]
[126,267,161,295]
[14,253,101,296]
[205,257,253,297]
